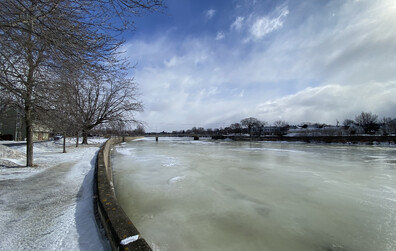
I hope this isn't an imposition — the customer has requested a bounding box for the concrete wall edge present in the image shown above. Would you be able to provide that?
[94,136,151,251]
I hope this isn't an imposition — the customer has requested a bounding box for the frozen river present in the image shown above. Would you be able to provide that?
[112,137,396,251]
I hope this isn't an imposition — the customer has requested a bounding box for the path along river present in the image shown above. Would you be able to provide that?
[112,137,396,251]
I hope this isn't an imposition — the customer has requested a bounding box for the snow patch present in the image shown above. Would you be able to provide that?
[0,144,26,159]
[120,235,139,245]
[0,159,20,167]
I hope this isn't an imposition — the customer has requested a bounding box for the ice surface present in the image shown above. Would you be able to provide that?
[115,147,134,156]
[168,176,185,184]
[113,139,396,251]
[162,157,178,167]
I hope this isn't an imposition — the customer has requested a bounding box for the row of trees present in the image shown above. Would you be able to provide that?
[342,112,396,135]
[168,112,396,137]
[169,118,289,136]
[0,0,163,166]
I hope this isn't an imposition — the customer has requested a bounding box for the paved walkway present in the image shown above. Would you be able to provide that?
[0,146,110,250]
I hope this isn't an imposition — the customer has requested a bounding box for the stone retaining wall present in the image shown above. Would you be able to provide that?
[94,137,152,251]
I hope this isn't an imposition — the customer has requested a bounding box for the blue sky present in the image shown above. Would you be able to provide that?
[123,0,396,132]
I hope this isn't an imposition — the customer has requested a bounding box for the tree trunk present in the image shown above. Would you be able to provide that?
[25,11,35,167]
[82,129,88,144]
[76,132,79,147]
[63,132,66,153]
[25,55,34,166]
[25,105,34,167]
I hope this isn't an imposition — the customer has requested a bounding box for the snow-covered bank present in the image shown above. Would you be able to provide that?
[0,138,110,250]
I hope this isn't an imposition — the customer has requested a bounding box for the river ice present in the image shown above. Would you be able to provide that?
[113,137,396,251]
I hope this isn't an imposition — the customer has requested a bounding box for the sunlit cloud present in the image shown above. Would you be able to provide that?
[215,31,225,40]
[230,16,244,31]
[205,9,216,19]
[256,83,396,124]
[248,5,289,40]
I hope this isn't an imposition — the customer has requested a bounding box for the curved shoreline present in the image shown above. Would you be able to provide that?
[212,135,396,144]
[94,137,151,251]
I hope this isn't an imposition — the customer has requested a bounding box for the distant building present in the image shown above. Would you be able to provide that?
[261,126,285,135]
[346,124,364,135]
[0,108,51,141]
[288,124,348,136]
[0,108,24,140]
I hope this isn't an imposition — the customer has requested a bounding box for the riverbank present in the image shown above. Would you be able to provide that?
[94,136,151,251]
[0,139,110,250]
[212,135,396,144]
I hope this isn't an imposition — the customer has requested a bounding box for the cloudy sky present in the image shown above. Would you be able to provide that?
[123,0,396,132]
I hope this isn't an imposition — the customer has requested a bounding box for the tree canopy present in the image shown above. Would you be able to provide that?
[355,112,379,134]
[0,0,164,166]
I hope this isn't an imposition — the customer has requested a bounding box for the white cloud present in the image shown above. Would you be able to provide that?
[231,16,244,31]
[164,56,178,67]
[256,82,396,124]
[249,5,289,40]
[215,31,225,40]
[124,1,396,131]
[205,9,216,19]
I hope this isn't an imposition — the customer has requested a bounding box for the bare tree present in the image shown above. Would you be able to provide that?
[343,119,355,128]
[241,117,264,137]
[355,112,379,134]
[64,71,143,144]
[274,120,288,128]
[0,1,110,165]
[133,124,146,135]
[381,117,392,125]
[273,120,289,136]
[0,0,163,166]
[35,81,80,153]
[380,117,396,135]
[0,86,15,115]
[1,1,63,166]
[230,123,242,135]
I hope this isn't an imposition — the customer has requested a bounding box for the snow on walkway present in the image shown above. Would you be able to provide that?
[0,139,111,250]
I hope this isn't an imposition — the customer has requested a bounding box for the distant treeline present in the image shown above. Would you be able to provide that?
[148,112,396,137]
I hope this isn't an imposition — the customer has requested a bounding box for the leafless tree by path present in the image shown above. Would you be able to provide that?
[0,0,164,166]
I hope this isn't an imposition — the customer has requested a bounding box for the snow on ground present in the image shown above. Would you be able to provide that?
[0,138,110,251]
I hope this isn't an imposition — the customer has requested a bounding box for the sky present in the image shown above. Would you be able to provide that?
[122,0,396,132]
